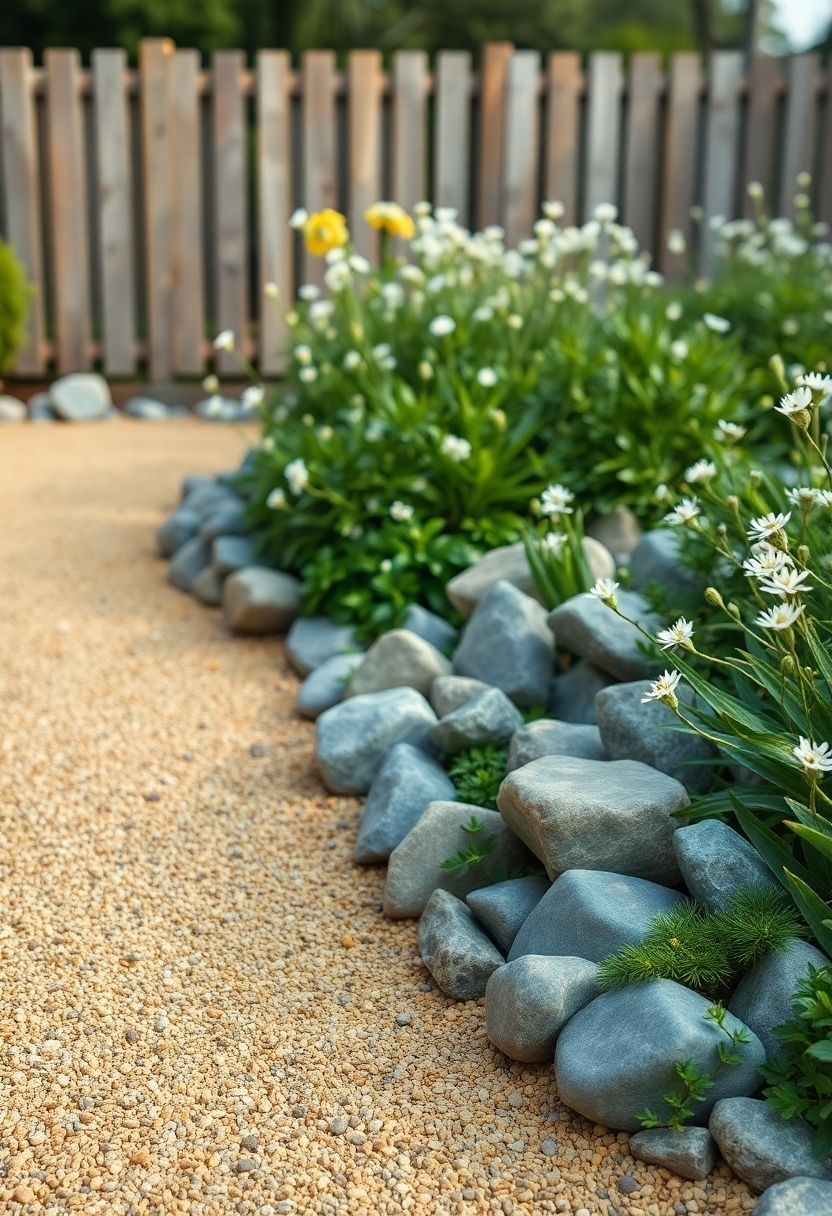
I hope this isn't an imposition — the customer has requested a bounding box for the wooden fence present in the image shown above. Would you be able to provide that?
[0,40,830,380]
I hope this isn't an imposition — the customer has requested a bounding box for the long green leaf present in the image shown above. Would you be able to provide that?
[783,870,832,956]
[732,796,815,889]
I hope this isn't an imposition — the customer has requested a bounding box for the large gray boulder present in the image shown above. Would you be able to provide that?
[548,660,617,725]
[497,755,688,883]
[595,680,715,794]
[586,507,643,562]
[212,535,263,578]
[555,981,765,1131]
[430,675,493,718]
[453,581,553,708]
[418,890,505,1000]
[50,372,112,420]
[507,719,606,772]
[157,508,200,557]
[710,1098,832,1192]
[346,629,452,698]
[430,688,523,756]
[403,604,458,653]
[222,568,301,634]
[729,938,830,1059]
[674,821,778,911]
[753,1178,832,1216]
[467,875,550,952]
[485,955,600,1061]
[627,1127,718,1181]
[199,501,248,543]
[509,869,686,962]
[630,529,701,595]
[296,653,363,721]
[285,616,359,677]
[354,742,455,864]
[446,540,614,617]
[548,589,662,681]
[168,536,211,591]
[316,688,437,795]
[383,801,534,918]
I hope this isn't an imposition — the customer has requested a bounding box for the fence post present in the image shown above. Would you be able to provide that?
[701,51,743,273]
[779,53,820,219]
[348,50,383,264]
[623,53,662,256]
[503,51,541,249]
[139,37,175,382]
[584,52,623,220]
[301,50,337,289]
[543,52,581,226]
[392,51,428,223]
[257,50,293,377]
[477,43,513,231]
[659,53,702,280]
[434,51,472,224]
[213,49,248,373]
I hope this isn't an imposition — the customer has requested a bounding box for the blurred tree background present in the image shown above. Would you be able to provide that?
[0,0,802,61]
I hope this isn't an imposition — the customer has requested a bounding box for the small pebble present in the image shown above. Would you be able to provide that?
[323,839,336,850]
[78,1097,94,1110]
[234,1158,257,1173]
[277,1204,293,1214]
[291,1105,306,1118]
[154,1015,169,1032]
[249,743,267,757]
[241,1134,258,1151]
[330,1116,348,1134]
[508,1091,524,1108]
[617,1175,639,1194]
[541,1138,558,1156]
[419,982,432,992]
[509,1140,525,1152]
[124,1028,138,1043]
[182,751,194,760]
[396,1012,411,1026]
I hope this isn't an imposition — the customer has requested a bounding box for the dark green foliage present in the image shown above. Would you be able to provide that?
[439,815,496,874]
[447,744,508,812]
[0,240,30,375]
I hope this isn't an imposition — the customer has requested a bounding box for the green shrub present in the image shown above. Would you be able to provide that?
[447,744,509,811]
[0,240,29,375]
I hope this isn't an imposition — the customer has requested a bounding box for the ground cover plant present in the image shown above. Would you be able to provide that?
[0,238,29,376]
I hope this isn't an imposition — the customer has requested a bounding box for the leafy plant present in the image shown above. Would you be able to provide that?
[521,487,593,609]
[0,239,30,375]
[439,815,496,874]
[447,744,509,811]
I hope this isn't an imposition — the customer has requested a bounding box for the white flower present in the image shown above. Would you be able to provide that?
[786,487,822,514]
[204,395,225,417]
[776,386,812,416]
[309,299,334,323]
[477,367,498,387]
[656,618,695,651]
[342,350,362,371]
[747,511,791,541]
[213,329,235,351]
[263,281,280,300]
[703,313,731,334]
[667,229,686,255]
[685,459,716,484]
[793,737,832,774]
[506,314,524,330]
[399,264,424,285]
[418,361,433,380]
[747,181,764,200]
[587,578,619,605]
[298,283,320,301]
[266,487,286,509]
[641,670,682,705]
[543,200,565,220]
[294,344,312,366]
[440,434,472,463]
[717,420,747,443]
[593,202,618,224]
[241,385,265,409]
[817,489,832,508]
[434,207,457,223]
[298,366,318,384]
[759,566,813,597]
[289,208,308,229]
[664,497,701,526]
[670,340,689,361]
[349,254,371,274]
[540,484,575,517]
[655,483,672,504]
[324,261,352,292]
[800,372,832,394]
[284,458,309,496]
[429,315,456,337]
[389,500,414,522]
[755,601,804,631]
[472,306,494,322]
[665,301,683,322]
[542,532,567,556]
[202,373,220,394]
[743,543,789,579]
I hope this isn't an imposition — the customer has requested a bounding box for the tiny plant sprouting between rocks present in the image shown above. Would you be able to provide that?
[447,745,508,811]
[638,1003,753,1131]
[439,816,543,885]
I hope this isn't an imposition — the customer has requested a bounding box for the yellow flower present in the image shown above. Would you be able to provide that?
[364,201,415,240]
[303,209,349,257]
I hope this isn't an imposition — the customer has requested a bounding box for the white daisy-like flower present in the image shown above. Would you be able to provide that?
[342,350,362,371]
[472,306,494,323]
[213,329,235,351]
[759,566,813,598]
[202,373,220,394]
[294,344,313,366]
[542,200,565,220]
[793,737,832,774]
[429,315,456,337]
[817,489,832,508]
[799,372,832,393]
[540,484,575,517]
[717,419,747,443]
[324,261,352,292]
[440,434,472,463]
[260,435,275,452]
[506,314,524,330]
[241,385,265,409]
[263,281,280,300]
[349,254,371,274]
[389,500,414,522]
[685,459,717,484]
[309,299,334,323]
[667,230,686,255]
[284,458,309,496]
[655,483,672,504]
[670,340,689,361]
[587,578,619,606]
[747,511,791,541]
[641,670,682,705]
[656,618,695,651]
[703,313,731,334]
[266,487,286,509]
[289,208,308,229]
[786,487,822,514]
[542,532,567,556]
[743,543,790,579]
[477,368,498,387]
[755,601,804,630]
[776,386,812,416]
[664,497,701,526]
[665,301,683,322]
[298,366,318,384]
[593,203,618,224]
[298,283,320,301]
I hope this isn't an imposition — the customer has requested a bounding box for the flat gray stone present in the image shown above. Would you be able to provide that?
[497,755,688,883]
[548,661,617,725]
[418,890,505,1000]
[403,604,458,652]
[467,875,551,952]
[507,719,606,772]
[355,742,455,863]
[296,652,363,721]
[181,481,240,520]
[286,617,359,677]
[123,396,170,419]
[316,688,437,796]
[630,529,702,595]
[0,394,26,421]
[596,680,715,794]
[191,565,223,607]
[50,372,112,420]
[181,475,216,500]
[383,801,534,918]
[586,507,643,562]
[710,1098,832,1192]
[199,502,248,543]
[430,688,523,756]
[223,567,301,634]
[446,540,614,618]
[346,629,451,698]
[509,869,686,962]
[674,821,778,911]
[628,1127,719,1181]
[213,535,262,578]
[548,589,662,682]
[753,1177,832,1215]
[729,938,830,1058]
[485,955,600,1061]
[157,508,200,557]
[168,537,211,592]
[430,676,493,718]
[556,981,765,1132]
[195,395,251,422]
[453,581,553,708]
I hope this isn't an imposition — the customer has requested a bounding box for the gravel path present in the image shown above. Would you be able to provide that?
[0,420,756,1216]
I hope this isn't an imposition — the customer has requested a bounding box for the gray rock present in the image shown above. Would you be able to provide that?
[430,676,493,718]
[548,661,617,725]
[156,508,200,557]
[674,820,779,911]
[50,372,112,421]
[403,604,458,653]
[467,875,551,952]
[296,653,363,721]
[627,1127,718,1181]
[383,801,534,918]
[181,475,216,500]
[27,392,57,422]
[753,1177,832,1215]
[168,537,211,592]
[222,568,301,634]
[191,565,224,607]
[199,502,248,543]
[630,529,702,595]
[446,540,614,618]
[0,394,26,421]
[418,890,505,1000]
[497,755,688,883]
[123,396,170,419]
[710,1098,832,1192]
[507,719,606,772]
[485,955,600,1061]
[286,617,359,677]
[430,688,523,756]
[346,629,452,698]
[729,938,830,1058]
[181,481,240,520]
[453,581,553,708]
[196,395,250,422]
[548,589,662,682]
[316,688,437,796]
[586,507,643,562]
[595,680,715,794]
[355,742,455,863]
[509,868,686,962]
[213,534,262,578]
[555,981,765,1131]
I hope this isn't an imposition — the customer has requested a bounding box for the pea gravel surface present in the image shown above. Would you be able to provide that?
[0,420,757,1216]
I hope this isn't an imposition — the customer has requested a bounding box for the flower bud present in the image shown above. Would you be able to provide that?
[705,587,725,608]
[726,495,738,510]
[798,544,811,566]
[727,602,742,621]
[769,354,786,384]
[780,654,795,676]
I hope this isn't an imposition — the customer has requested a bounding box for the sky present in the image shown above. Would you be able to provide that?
[770,0,832,48]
